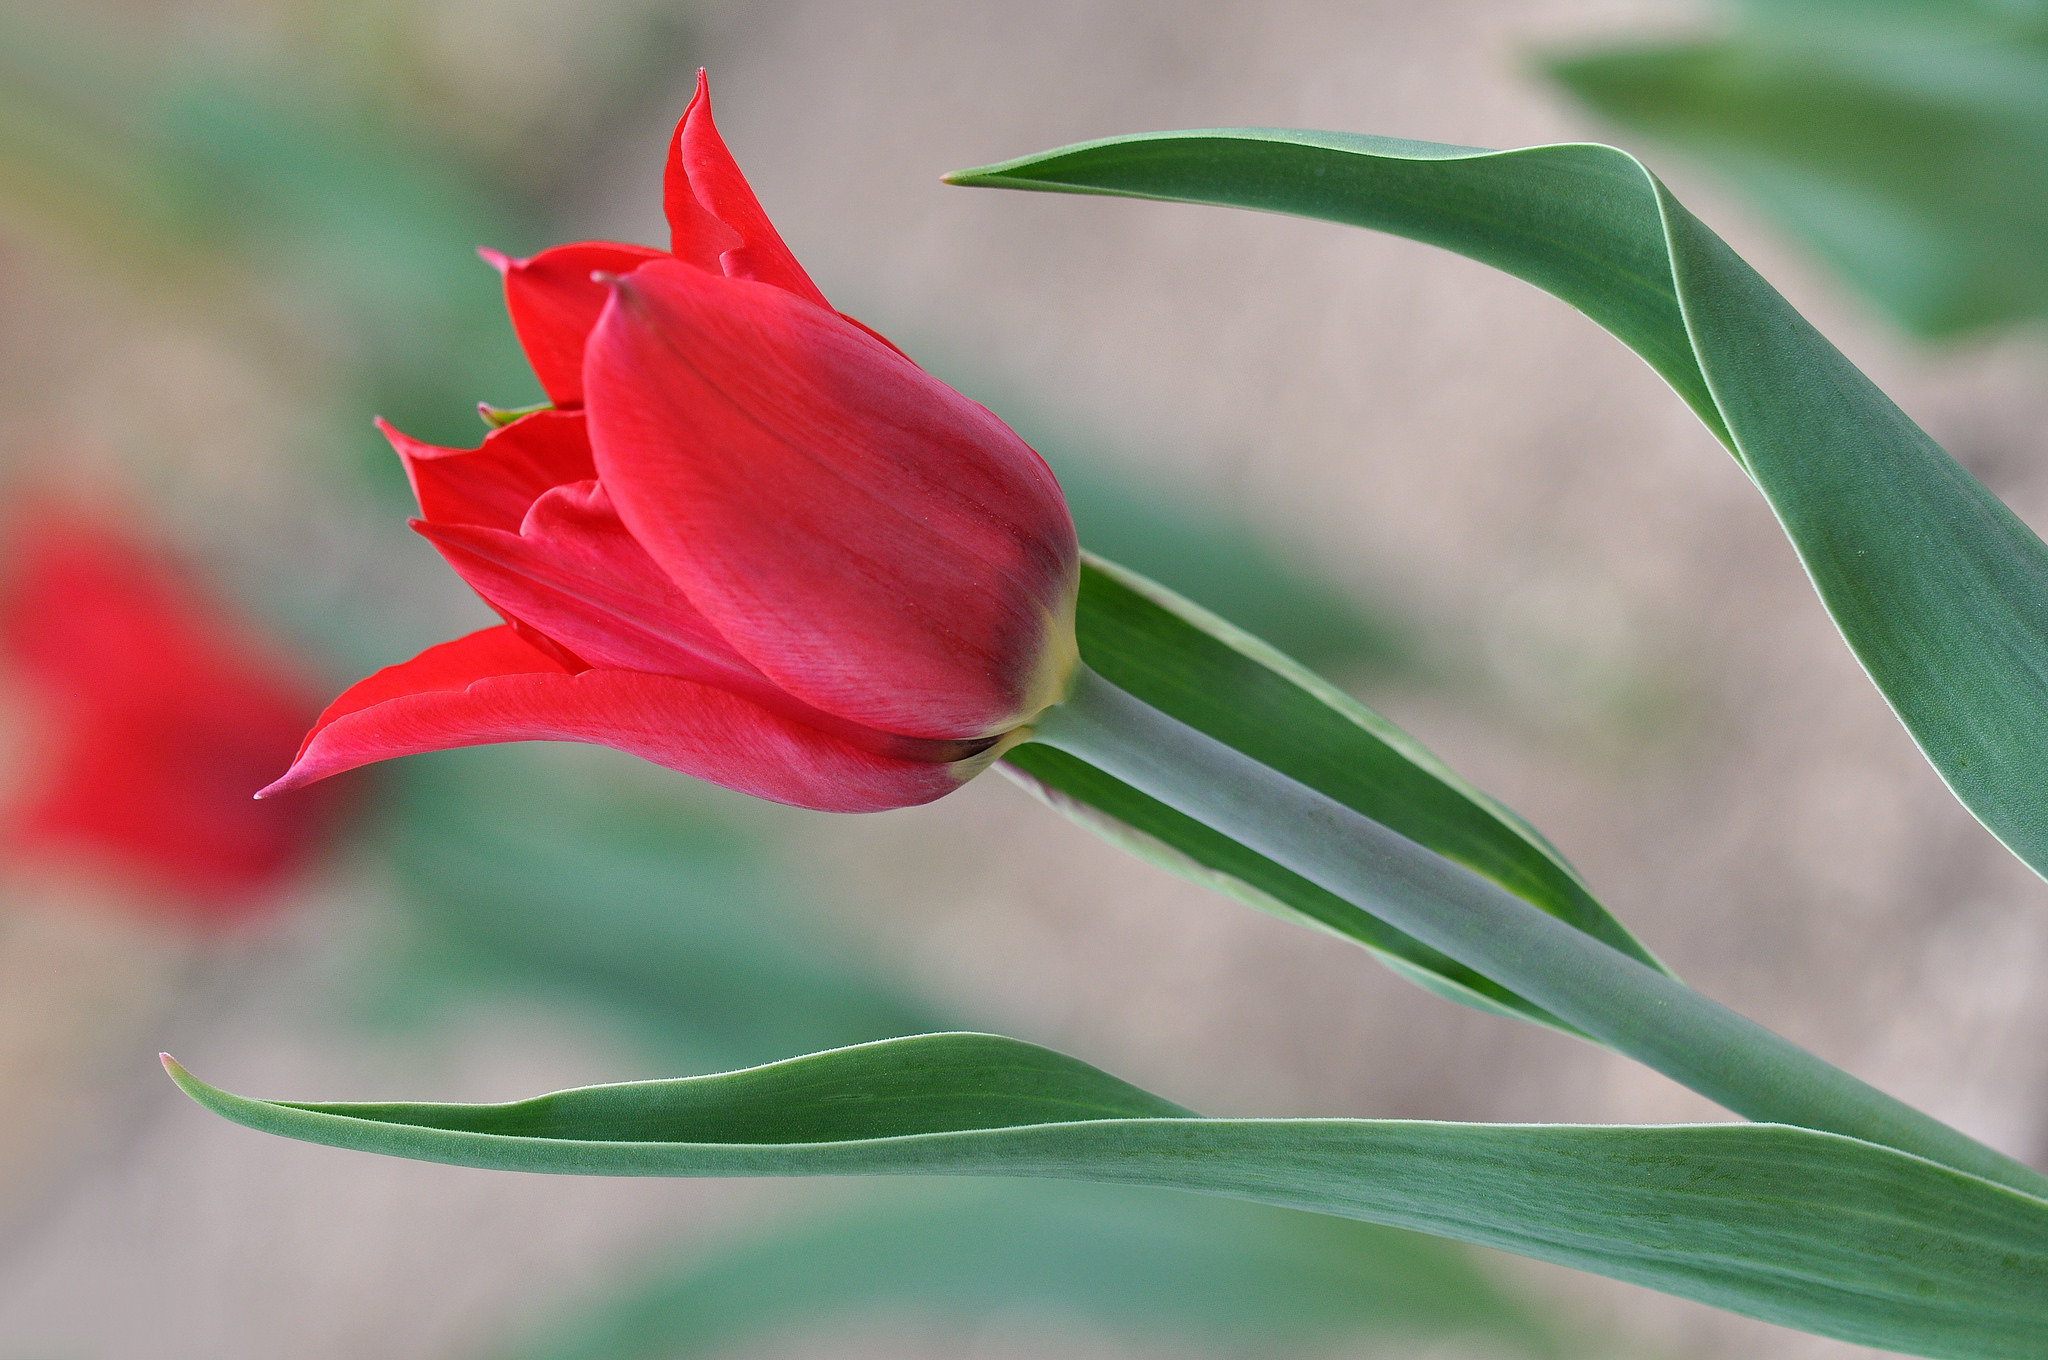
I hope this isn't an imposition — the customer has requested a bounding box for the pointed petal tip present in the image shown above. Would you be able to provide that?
[253,768,302,800]
[477,246,514,274]
[405,516,453,552]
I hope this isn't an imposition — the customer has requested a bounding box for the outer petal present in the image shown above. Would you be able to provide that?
[585,258,1079,741]
[388,408,596,532]
[485,242,668,406]
[664,71,831,309]
[263,625,972,812]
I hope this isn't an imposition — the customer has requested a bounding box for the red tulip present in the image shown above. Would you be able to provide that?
[264,73,1079,813]
[1,508,340,917]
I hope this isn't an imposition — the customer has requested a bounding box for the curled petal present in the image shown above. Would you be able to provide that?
[413,479,761,686]
[486,242,668,406]
[585,258,1079,741]
[665,70,830,309]
[388,409,596,532]
[262,625,974,812]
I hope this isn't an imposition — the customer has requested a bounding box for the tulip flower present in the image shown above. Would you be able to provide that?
[262,73,1079,813]
[1,508,339,916]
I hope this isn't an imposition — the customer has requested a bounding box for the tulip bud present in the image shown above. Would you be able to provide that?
[265,72,1079,813]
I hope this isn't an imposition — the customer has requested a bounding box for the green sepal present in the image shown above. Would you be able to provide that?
[478,398,554,428]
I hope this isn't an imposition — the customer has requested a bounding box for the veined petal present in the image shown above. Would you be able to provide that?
[262,625,975,812]
[665,70,830,309]
[584,259,1080,741]
[388,409,596,532]
[485,241,668,406]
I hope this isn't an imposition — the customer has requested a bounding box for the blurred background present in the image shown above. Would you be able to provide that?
[1,1,2045,1357]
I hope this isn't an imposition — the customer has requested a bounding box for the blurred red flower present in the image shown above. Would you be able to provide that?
[1,508,341,919]
[264,72,1079,813]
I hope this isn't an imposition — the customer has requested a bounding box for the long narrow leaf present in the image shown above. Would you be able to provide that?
[1005,553,1664,1034]
[951,131,2048,887]
[167,1035,2048,1360]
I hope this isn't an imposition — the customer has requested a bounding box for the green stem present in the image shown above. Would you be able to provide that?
[1032,664,2048,1199]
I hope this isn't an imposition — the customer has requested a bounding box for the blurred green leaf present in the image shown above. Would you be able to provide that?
[155,73,547,450]
[950,129,2048,890]
[498,1181,1558,1360]
[167,1034,2048,1360]
[1044,445,1407,673]
[1006,554,1661,1033]
[1546,0,2048,337]
[374,746,946,1069]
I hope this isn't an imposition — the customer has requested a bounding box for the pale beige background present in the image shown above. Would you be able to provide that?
[2,1,2045,1357]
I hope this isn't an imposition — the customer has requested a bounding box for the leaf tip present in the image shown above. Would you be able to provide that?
[160,1053,208,1103]
[943,157,1043,188]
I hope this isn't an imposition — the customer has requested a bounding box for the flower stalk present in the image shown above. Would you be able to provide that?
[1031,663,2048,1199]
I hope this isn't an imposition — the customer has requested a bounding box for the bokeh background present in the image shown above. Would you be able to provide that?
[2,1,2045,1358]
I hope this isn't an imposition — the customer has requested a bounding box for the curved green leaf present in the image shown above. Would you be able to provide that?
[502,1182,1558,1360]
[167,1034,2048,1360]
[953,131,2048,887]
[1005,553,1664,1035]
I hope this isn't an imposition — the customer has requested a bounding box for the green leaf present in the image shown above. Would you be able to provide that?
[1546,3,2048,337]
[953,131,2048,890]
[165,1034,2048,1360]
[500,1182,1558,1360]
[1006,553,1664,1034]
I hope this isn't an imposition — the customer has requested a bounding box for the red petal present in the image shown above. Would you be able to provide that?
[412,478,763,686]
[264,624,971,812]
[584,259,1079,741]
[489,241,668,406]
[389,408,596,532]
[663,70,830,309]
